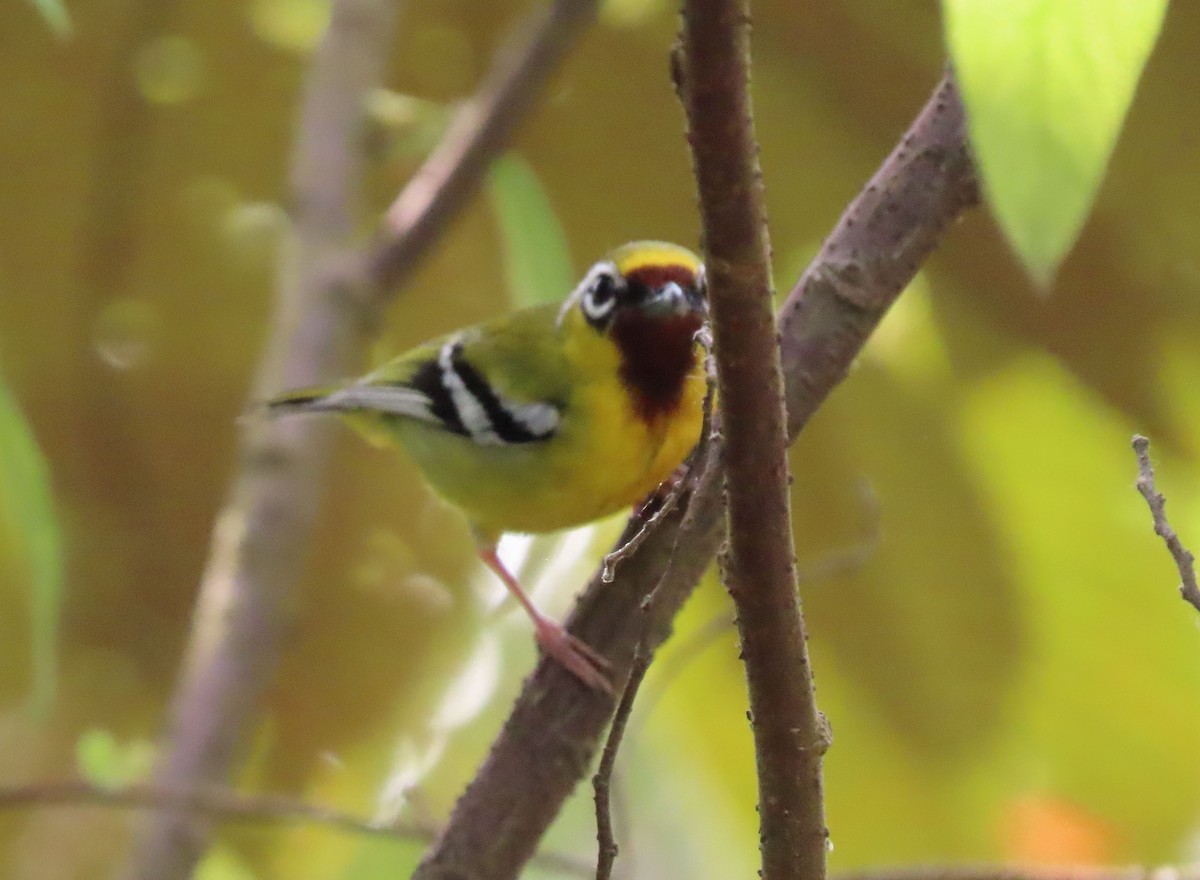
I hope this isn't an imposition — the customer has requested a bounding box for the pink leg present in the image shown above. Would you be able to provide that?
[478,545,613,694]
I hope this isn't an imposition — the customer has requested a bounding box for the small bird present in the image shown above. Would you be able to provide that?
[267,241,709,691]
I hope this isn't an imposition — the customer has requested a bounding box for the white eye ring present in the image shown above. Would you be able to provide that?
[560,260,621,328]
[582,272,618,322]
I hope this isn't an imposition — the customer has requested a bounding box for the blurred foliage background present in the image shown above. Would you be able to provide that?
[2,0,1200,877]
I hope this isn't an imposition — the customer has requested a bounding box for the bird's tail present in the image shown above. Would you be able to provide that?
[259,383,430,448]
[262,385,344,415]
[269,384,432,417]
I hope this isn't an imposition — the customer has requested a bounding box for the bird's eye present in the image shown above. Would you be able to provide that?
[590,271,616,305]
[581,268,620,324]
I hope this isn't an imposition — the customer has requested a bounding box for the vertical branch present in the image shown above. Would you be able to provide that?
[121,3,402,878]
[678,1,827,878]
[592,652,651,880]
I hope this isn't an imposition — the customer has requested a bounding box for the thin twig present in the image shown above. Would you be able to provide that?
[591,384,720,880]
[679,0,827,875]
[592,417,719,880]
[1132,435,1200,614]
[602,484,686,584]
[1,780,592,878]
[412,71,977,880]
[592,652,651,880]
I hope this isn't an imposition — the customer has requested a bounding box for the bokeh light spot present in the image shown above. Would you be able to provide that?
[864,272,952,386]
[250,0,331,54]
[1003,794,1115,863]
[179,176,241,234]
[364,89,449,161]
[430,632,500,731]
[92,299,161,371]
[221,201,290,267]
[134,36,206,105]
[600,0,668,28]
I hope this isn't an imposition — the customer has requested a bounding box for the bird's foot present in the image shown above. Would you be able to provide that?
[532,617,614,695]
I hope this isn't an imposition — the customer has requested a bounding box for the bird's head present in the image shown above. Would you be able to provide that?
[560,241,707,423]
[560,240,707,333]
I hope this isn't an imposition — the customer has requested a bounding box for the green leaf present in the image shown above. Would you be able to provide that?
[0,368,63,714]
[26,0,72,38]
[75,729,156,789]
[943,0,1167,286]
[76,729,123,789]
[363,91,452,162]
[487,153,573,307]
[196,845,261,880]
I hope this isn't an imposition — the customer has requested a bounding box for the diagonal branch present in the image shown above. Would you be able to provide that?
[413,70,977,880]
[123,2,598,877]
[678,0,826,877]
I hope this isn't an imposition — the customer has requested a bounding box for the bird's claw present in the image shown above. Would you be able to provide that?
[532,618,614,695]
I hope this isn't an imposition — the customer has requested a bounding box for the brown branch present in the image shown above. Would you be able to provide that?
[413,70,977,880]
[124,2,598,878]
[1132,435,1200,614]
[679,0,826,876]
[368,0,599,291]
[1,780,592,878]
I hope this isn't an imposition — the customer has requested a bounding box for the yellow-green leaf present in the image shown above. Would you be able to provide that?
[487,153,573,307]
[76,729,156,789]
[196,845,261,880]
[943,0,1167,285]
[0,370,63,714]
[26,0,72,38]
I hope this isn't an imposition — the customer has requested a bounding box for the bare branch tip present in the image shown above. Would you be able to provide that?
[1129,433,1200,616]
